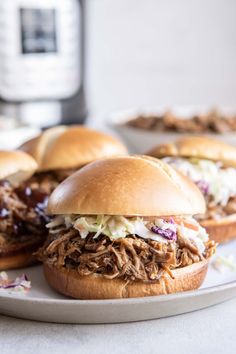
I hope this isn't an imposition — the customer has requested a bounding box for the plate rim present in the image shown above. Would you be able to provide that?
[0,278,236,306]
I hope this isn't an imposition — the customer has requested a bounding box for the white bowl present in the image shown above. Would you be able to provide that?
[108,107,236,153]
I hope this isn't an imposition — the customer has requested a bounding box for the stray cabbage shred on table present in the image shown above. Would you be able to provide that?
[0,271,31,293]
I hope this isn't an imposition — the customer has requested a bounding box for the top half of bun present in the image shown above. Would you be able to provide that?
[47,155,206,217]
[0,150,37,186]
[19,125,128,172]
[146,136,236,167]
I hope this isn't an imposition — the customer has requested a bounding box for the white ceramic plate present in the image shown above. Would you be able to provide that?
[108,107,236,153]
[0,241,236,324]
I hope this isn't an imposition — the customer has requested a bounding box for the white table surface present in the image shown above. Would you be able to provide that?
[1,297,236,354]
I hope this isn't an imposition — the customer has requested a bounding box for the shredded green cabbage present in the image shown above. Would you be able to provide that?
[73,215,142,240]
[47,215,209,253]
[163,157,236,206]
[212,255,236,272]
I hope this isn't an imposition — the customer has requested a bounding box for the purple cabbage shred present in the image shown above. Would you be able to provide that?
[195,180,209,195]
[0,274,28,289]
[151,226,177,241]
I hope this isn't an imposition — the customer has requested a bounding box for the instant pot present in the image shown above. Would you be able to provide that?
[0,0,86,127]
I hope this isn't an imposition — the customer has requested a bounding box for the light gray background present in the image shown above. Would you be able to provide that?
[87,0,236,118]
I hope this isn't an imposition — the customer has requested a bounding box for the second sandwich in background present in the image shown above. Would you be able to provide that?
[0,151,48,270]
[147,136,236,243]
[19,125,127,196]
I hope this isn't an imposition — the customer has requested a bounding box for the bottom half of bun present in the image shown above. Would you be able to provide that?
[0,236,45,270]
[201,214,236,244]
[43,260,208,299]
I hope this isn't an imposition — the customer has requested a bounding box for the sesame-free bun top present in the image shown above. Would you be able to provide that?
[19,126,128,172]
[147,136,236,167]
[0,150,37,185]
[48,155,206,216]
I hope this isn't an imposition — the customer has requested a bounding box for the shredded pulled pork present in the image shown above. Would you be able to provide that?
[24,169,77,196]
[38,229,216,282]
[0,169,77,247]
[0,180,48,246]
[197,195,236,221]
[125,110,236,133]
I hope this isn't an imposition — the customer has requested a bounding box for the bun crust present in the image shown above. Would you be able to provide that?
[147,136,236,167]
[47,155,206,216]
[43,260,208,299]
[20,126,127,171]
[0,237,43,270]
[201,214,236,243]
[0,251,36,270]
[0,150,37,185]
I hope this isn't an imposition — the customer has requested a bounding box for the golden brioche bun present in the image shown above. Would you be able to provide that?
[43,260,208,299]
[47,155,206,216]
[0,150,37,185]
[201,214,236,243]
[0,251,36,270]
[147,136,236,167]
[19,126,127,171]
[0,237,43,270]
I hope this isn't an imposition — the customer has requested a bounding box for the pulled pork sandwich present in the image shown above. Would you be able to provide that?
[147,136,236,243]
[19,125,127,196]
[0,151,49,270]
[38,156,216,299]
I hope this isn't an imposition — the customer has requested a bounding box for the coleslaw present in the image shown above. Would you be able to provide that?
[163,157,236,206]
[212,255,236,272]
[0,272,31,293]
[47,214,209,254]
